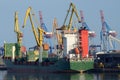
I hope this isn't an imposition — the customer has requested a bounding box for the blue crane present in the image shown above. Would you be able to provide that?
[39,11,48,32]
[80,10,96,38]
[100,10,117,51]
[39,11,54,54]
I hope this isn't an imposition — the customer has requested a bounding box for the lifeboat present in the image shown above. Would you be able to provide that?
[74,47,79,54]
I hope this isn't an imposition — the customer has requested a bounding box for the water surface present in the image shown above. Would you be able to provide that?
[0,71,120,80]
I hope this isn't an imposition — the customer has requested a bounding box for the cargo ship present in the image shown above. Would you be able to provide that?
[2,4,94,73]
[2,28,94,73]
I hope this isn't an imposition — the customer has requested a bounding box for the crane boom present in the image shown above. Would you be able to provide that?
[80,10,95,37]
[39,11,48,32]
[109,35,120,44]
[53,18,62,45]
[14,11,20,32]
[80,10,90,30]
[14,11,23,45]
[23,7,47,63]
[39,11,53,38]
[61,3,81,30]
[23,7,45,47]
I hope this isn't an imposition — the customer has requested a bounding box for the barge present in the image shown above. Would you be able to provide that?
[94,51,120,72]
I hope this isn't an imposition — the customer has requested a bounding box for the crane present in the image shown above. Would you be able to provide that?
[100,10,117,51]
[80,10,95,38]
[53,18,62,46]
[109,35,120,45]
[14,11,27,59]
[39,11,48,32]
[14,11,23,46]
[53,18,63,55]
[39,11,53,38]
[109,35,120,49]
[23,7,46,62]
[23,7,45,47]
[39,11,53,53]
[59,2,81,30]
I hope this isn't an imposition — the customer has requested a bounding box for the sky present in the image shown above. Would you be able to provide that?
[0,0,120,50]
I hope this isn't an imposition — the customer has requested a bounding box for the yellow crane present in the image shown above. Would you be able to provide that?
[53,18,63,55]
[14,11,26,59]
[14,11,23,45]
[60,3,81,30]
[23,7,46,62]
[53,18,62,46]
[23,7,45,47]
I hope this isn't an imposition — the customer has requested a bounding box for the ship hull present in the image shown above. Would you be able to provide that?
[3,58,93,73]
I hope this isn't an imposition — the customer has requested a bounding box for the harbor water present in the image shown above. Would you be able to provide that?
[0,71,120,80]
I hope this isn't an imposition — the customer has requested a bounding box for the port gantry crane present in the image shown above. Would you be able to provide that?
[39,11,53,54]
[39,11,53,38]
[100,10,117,52]
[80,10,96,38]
[23,7,46,63]
[59,2,81,30]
